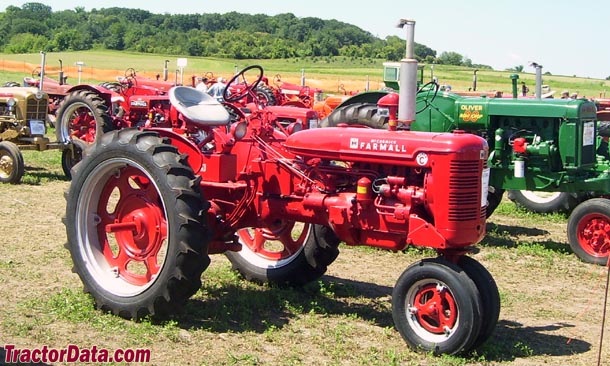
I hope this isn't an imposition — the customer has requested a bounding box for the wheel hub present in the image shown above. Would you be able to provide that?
[0,155,14,178]
[580,216,610,255]
[96,167,168,286]
[411,283,457,334]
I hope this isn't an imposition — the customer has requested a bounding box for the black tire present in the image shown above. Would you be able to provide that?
[3,81,20,87]
[99,82,122,93]
[0,141,24,184]
[486,186,504,218]
[508,190,583,214]
[392,257,482,355]
[225,224,340,285]
[61,139,88,179]
[55,90,113,144]
[457,256,500,349]
[319,102,388,129]
[256,84,277,106]
[567,198,610,265]
[598,121,610,137]
[64,129,210,319]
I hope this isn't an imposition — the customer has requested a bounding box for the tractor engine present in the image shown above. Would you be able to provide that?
[0,87,48,138]
[116,95,172,128]
[378,91,607,193]
[259,126,490,252]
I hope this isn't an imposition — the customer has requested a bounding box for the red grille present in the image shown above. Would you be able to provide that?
[448,160,482,221]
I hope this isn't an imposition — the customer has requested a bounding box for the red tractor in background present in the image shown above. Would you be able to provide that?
[64,21,499,356]
[16,53,118,145]
[595,97,610,121]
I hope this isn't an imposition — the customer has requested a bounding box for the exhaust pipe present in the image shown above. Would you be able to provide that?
[38,51,46,91]
[472,69,478,91]
[531,62,543,99]
[58,59,64,85]
[397,19,417,129]
[510,74,519,99]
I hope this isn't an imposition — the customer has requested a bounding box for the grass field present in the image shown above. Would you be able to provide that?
[1,50,609,98]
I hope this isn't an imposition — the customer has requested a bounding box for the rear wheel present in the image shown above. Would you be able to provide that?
[508,190,583,214]
[567,198,610,265]
[226,223,340,285]
[392,257,482,355]
[256,84,277,106]
[99,82,122,93]
[319,102,388,129]
[56,90,113,144]
[0,141,24,184]
[65,129,210,319]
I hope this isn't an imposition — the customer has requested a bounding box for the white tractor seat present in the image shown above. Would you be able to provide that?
[169,86,230,126]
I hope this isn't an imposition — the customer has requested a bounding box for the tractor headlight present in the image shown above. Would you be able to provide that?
[287,121,303,135]
[378,107,390,117]
[6,98,16,107]
[35,90,44,100]
[231,121,247,140]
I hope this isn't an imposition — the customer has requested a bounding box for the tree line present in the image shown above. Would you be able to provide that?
[0,2,488,68]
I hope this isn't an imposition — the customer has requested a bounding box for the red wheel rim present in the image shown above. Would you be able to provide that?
[411,283,458,334]
[576,213,610,258]
[237,222,309,261]
[96,166,168,286]
[68,106,97,143]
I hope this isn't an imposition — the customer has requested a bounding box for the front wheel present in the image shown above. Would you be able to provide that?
[225,224,340,285]
[567,198,610,265]
[457,256,500,349]
[65,129,210,319]
[0,141,24,184]
[61,139,87,179]
[392,257,482,355]
[486,186,504,218]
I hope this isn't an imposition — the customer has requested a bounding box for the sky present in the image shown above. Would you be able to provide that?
[2,0,609,79]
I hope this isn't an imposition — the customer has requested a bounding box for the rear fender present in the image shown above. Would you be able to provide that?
[146,128,202,173]
[66,84,118,108]
[333,91,389,110]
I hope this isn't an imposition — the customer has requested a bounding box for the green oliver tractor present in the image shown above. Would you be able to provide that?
[321,60,610,265]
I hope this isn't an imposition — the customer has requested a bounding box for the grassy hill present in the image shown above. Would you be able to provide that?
[1,50,609,98]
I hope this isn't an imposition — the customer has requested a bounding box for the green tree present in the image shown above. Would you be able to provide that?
[4,32,49,53]
[437,51,464,65]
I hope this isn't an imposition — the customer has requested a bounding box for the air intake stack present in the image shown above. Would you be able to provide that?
[396,19,418,130]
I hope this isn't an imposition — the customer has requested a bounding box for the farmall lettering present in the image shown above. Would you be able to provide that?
[459,104,484,122]
[349,137,407,153]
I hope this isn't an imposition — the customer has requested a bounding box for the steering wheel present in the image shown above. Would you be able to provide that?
[122,67,138,89]
[223,65,264,103]
[273,73,282,87]
[125,68,137,78]
[204,71,215,80]
[31,67,41,78]
[416,81,440,114]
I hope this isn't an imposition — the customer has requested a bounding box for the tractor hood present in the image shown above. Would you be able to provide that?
[0,86,47,101]
[284,127,487,167]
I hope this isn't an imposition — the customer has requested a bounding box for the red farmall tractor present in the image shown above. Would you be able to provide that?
[64,23,497,355]
[17,53,118,145]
